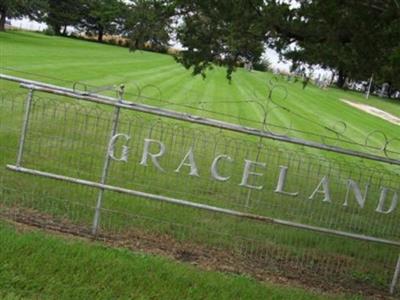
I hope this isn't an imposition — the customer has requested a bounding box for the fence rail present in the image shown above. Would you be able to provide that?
[2,73,400,166]
[1,74,400,296]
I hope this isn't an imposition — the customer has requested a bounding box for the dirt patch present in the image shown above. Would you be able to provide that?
[340,99,400,125]
[0,207,395,300]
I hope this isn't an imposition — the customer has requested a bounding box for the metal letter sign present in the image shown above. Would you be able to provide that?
[1,74,400,294]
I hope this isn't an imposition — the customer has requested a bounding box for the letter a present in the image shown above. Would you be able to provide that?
[309,176,331,203]
[175,147,199,176]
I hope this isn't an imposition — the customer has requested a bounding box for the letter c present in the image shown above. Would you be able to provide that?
[211,155,233,181]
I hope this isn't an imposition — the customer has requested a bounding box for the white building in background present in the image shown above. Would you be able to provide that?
[9,18,47,31]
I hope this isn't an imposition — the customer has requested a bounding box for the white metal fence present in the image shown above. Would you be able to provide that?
[0,74,399,296]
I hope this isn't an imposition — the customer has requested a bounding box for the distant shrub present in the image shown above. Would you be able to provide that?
[43,26,56,36]
[108,37,117,45]
[122,40,130,48]
[253,59,271,72]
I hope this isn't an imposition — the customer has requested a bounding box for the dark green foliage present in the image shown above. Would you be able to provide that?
[79,0,126,42]
[43,25,55,36]
[45,0,84,35]
[175,0,278,81]
[124,0,174,53]
[253,58,271,72]
[276,1,400,89]
[0,0,46,31]
[173,0,399,88]
[378,17,400,91]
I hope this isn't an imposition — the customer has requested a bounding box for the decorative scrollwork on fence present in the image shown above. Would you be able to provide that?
[2,70,400,165]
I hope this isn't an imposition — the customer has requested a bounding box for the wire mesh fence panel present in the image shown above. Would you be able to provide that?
[0,78,399,296]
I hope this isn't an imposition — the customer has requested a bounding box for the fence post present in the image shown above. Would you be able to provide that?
[390,254,400,295]
[92,86,124,235]
[16,88,34,167]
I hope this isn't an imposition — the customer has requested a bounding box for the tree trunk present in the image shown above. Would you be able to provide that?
[336,69,346,88]
[98,28,104,42]
[387,83,392,99]
[53,24,62,35]
[62,25,67,36]
[0,10,6,31]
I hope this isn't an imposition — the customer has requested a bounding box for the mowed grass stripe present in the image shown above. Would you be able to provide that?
[1,31,400,172]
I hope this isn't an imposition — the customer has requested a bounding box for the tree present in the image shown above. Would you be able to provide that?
[174,0,284,81]
[275,0,400,88]
[0,0,46,31]
[380,47,400,92]
[253,57,271,72]
[79,0,126,42]
[124,0,174,52]
[373,5,400,92]
[173,0,399,89]
[46,0,84,35]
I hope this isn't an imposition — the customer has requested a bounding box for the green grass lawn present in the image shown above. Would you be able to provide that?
[2,31,400,165]
[1,30,400,297]
[1,31,400,150]
[0,221,348,300]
